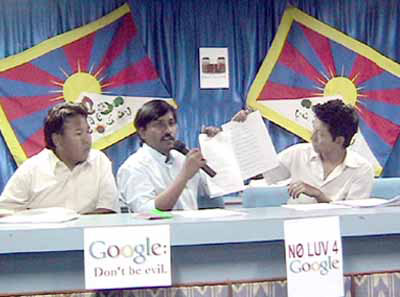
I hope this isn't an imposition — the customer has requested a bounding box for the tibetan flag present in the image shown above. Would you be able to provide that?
[76,92,175,149]
[247,7,400,175]
[0,4,170,165]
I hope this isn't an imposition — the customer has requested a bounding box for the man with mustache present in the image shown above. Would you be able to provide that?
[117,100,218,212]
[0,102,119,214]
[234,99,374,203]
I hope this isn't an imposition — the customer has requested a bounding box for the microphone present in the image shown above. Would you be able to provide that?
[173,140,217,178]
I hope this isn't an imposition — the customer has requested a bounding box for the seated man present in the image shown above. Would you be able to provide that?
[234,100,374,203]
[0,102,119,214]
[117,100,217,212]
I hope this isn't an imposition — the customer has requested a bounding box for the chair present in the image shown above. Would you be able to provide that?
[371,177,400,199]
[242,185,289,208]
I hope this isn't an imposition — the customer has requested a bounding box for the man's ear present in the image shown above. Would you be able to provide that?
[137,127,146,140]
[335,136,345,147]
[51,133,60,149]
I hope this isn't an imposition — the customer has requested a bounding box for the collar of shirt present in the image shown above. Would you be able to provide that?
[309,147,362,169]
[142,143,176,165]
[47,149,94,173]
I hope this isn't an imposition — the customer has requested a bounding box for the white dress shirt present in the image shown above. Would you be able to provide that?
[0,149,119,213]
[263,143,375,203]
[117,143,209,212]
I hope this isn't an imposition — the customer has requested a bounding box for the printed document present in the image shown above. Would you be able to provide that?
[332,196,400,208]
[199,110,279,197]
[0,207,79,224]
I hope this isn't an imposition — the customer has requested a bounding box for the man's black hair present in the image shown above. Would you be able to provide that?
[312,99,358,148]
[134,100,177,131]
[44,102,88,150]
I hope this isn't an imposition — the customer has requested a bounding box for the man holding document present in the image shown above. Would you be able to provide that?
[233,99,374,204]
[117,100,220,212]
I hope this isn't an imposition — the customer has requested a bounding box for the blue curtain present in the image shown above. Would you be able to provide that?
[1,0,399,191]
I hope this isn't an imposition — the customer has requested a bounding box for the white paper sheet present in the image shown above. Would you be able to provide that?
[171,209,244,219]
[282,204,350,211]
[222,110,279,179]
[0,207,79,224]
[332,196,400,208]
[199,110,279,197]
[199,132,245,197]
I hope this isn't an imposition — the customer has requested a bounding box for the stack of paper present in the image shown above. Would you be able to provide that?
[171,209,245,219]
[332,196,400,208]
[0,207,79,224]
[0,209,14,217]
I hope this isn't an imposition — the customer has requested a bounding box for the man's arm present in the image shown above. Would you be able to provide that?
[154,149,205,210]
[344,163,375,200]
[83,208,116,215]
[0,164,31,210]
[117,149,206,212]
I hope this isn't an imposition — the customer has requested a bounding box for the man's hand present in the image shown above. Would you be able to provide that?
[201,126,222,137]
[232,109,252,122]
[288,181,330,203]
[181,149,206,180]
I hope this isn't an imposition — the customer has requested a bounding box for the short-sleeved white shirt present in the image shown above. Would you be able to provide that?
[263,143,374,203]
[0,149,119,213]
[117,143,208,212]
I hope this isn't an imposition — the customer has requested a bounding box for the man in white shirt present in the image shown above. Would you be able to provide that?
[234,100,374,203]
[117,100,215,212]
[0,102,119,214]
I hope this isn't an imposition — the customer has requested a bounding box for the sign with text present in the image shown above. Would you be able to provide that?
[84,225,171,289]
[284,217,343,297]
[199,47,229,89]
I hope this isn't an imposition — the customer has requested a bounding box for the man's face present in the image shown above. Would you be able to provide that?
[139,111,177,155]
[311,118,342,155]
[54,115,92,166]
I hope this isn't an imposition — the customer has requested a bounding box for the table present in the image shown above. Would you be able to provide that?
[1,206,400,295]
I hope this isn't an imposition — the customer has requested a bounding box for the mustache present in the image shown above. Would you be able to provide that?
[161,134,175,141]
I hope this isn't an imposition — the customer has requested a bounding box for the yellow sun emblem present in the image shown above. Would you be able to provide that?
[51,62,110,102]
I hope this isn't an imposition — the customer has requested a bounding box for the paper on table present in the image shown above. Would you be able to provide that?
[333,196,400,208]
[199,132,245,197]
[0,207,79,224]
[282,204,350,211]
[171,209,244,219]
[222,110,279,180]
[0,209,14,217]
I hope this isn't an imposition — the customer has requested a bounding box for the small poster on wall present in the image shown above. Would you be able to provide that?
[199,47,229,89]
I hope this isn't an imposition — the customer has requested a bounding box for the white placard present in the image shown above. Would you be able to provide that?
[84,225,171,289]
[284,217,343,297]
[199,47,229,89]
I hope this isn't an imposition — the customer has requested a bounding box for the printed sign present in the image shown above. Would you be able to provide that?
[284,217,343,297]
[84,225,171,289]
[199,47,229,89]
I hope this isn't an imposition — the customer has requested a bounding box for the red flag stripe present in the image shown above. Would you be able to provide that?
[357,103,400,146]
[0,63,61,86]
[279,41,326,83]
[21,128,45,157]
[350,55,384,85]
[0,95,63,121]
[63,32,96,73]
[258,82,318,100]
[299,23,337,76]
[97,14,137,73]
[103,57,159,89]
[361,89,400,105]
